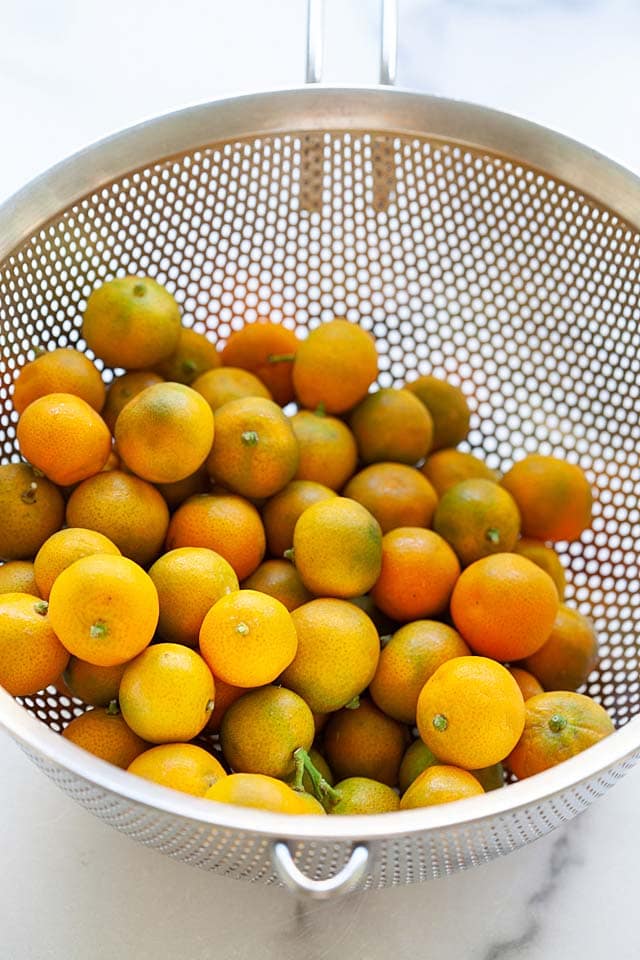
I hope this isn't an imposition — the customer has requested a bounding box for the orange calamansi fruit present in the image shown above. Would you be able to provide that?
[221,320,300,405]
[148,547,238,648]
[154,465,209,511]
[128,743,227,796]
[115,381,214,484]
[205,677,249,733]
[328,777,400,815]
[292,319,378,414]
[119,643,215,743]
[344,462,438,535]
[0,463,65,562]
[292,497,382,599]
[0,593,69,696]
[290,410,358,490]
[406,375,471,451]
[12,347,106,415]
[521,604,599,692]
[206,396,298,499]
[421,448,498,496]
[507,666,544,702]
[165,493,266,580]
[417,656,525,769]
[513,538,566,600]
[369,620,470,725]
[204,772,309,814]
[450,553,559,661]
[102,370,164,433]
[199,589,298,687]
[192,366,272,411]
[432,478,521,566]
[322,699,408,787]
[0,561,40,596]
[63,657,127,707]
[153,327,221,384]
[400,765,484,809]
[62,703,149,768]
[506,691,614,780]
[370,528,460,622]
[241,559,313,611]
[348,388,434,465]
[48,553,159,666]
[65,470,170,568]
[220,685,315,779]
[281,598,380,713]
[398,740,439,793]
[17,393,111,486]
[82,276,181,370]
[34,527,121,600]
[261,480,336,558]
[501,455,593,542]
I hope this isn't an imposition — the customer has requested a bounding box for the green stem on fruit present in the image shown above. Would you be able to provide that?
[106,699,120,716]
[293,748,340,809]
[90,620,108,640]
[344,696,360,710]
[267,353,296,364]
[314,403,326,417]
[283,548,295,563]
[380,634,393,648]
[432,713,448,732]
[292,749,307,792]
[181,359,198,377]
[205,699,215,714]
[132,283,146,298]
[486,528,500,544]
[20,482,38,505]
[241,431,259,446]
[33,344,47,358]
[33,601,48,616]
[549,714,568,733]
[236,621,250,636]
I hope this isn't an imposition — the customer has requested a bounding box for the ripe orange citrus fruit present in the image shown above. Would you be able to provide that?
[199,589,298,687]
[128,743,227,796]
[280,598,380,713]
[290,410,358,490]
[417,656,525,769]
[66,470,170,568]
[192,366,272,411]
[292,319,378,414]
[34,527,121,600]
[322,699,407,787]
[506,691,614,779]
[421,448,498,496]
[153,327,221,384]
[119,643,215,743]
[207,396,298,499]
[450,553,559,661]
[433,478,521,566]
[48,553,159,666]
[115,381,215,484]
[501,455,593,542]
[148,546,238,647]
[406,375,471,450]
[241,559,312,611]
[369,620,470,724]
[398,740,439,793]
[349,388,434,465]
[292,497,382,599]
[205,677,248,733]
[63,657,127,707]
[17,393,111,486]
[204,773,308,814]
[370,528,460,622]
[82,276,181,369]
[261,480,336,558]
[507,666,544,702]
[153,465,209,511]
[521,604,599,692]
[102,370,164,433]
[400,765,484,809]
[165,493,266,580]
[12,347,106,415]
[62,704,149,768]
[327,778,400,815]
[0,561,40,597]
[513,538,566,600]
[0,593,69,696]
[344,462,438,534]
[221,320,300,405]
[0,463,65,562]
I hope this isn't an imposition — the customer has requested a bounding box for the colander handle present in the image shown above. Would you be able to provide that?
[306,0,398,85]
[272,841,370,899]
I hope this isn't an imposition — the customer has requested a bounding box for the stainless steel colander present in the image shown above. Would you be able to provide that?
[2,0,640,899]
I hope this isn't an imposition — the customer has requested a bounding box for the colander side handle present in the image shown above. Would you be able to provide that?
[272,842,370,899]
[306,0,398,85]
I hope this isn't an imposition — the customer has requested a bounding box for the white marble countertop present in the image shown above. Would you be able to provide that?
[2,1,640,956]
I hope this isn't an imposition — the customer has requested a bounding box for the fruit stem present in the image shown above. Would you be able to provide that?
[132,283,146,297]
[106,699,120,716]
[344,696,360,710]
[181,359,198,376]
[20,481,38,505]
[293,748,340,809]
[267,352,296,364]
[241,431,259,446]
[485,528,500,544]
[314,403,326,417]
[33,600,48,616]
[90,620,108,639]
[380,634,393,648]
[549,713,568,733]
[236,621,250,636]
[205,699,215,714]
[283,548,295,563]
[432,713,448,732]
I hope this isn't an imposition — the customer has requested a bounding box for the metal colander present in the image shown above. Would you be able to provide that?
[2,0,640,899]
